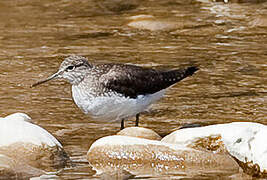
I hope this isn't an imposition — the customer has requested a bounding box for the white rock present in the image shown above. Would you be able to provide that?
[0,113,69,175]
[89,135,182,149]
[87,135,238,176]
[162,122,267,175]
[117,127,162,141]
[0,113,62,147]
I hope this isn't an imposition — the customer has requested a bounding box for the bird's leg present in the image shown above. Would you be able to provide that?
[135,113,140,127]
[120,119,125,130]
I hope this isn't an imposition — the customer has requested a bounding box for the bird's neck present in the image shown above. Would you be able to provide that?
[69,69,91,86]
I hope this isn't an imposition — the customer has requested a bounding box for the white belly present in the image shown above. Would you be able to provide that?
[72,85,165,122]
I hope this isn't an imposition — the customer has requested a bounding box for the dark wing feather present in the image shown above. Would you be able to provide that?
[100,64,198,98]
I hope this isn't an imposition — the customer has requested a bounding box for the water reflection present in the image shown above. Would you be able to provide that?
[0,0,266,179]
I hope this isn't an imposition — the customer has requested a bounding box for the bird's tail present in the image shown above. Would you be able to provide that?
[161,66,199,85]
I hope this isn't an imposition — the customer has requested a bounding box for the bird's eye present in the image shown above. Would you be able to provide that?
[66,65,75,71]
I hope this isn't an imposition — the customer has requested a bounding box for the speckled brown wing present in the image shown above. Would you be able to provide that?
[100,64,198,98]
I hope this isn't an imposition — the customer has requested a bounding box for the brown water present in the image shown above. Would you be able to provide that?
[0,0,266,179]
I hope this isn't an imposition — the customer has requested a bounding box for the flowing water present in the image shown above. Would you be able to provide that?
[0,0,266,179]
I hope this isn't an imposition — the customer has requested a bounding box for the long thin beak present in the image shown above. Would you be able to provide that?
[31,71,61,87]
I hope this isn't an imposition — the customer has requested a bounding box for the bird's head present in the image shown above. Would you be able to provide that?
[32,55,92,87]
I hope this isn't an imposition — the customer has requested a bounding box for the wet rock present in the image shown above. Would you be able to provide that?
[97,170,135,180]
[0,113,70,176]
[87,135,239,177]
[0,154,19,178]
[117,127,162,141]
[228,172,254,180]
[162,122,267,177]
[0,154,45,179]
[178,123,202,130]
[187,135,228,154]
[128,14,212,33]
[127,15,180,31]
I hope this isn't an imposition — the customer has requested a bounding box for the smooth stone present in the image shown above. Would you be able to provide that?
[127,15,179,31]
[0,113,70,173]
[0,113,61,147]
[117,127,162,141]
[87,135,239,177]
[162,122,267,177]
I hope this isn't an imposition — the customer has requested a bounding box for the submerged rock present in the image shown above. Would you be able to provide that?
[127,14,211,34]
[0,113,70,177]
[87,135,239,177]
[127,15,180,31]
[117,127,162,141]
[0,154,45,179]
[162,122,267,177]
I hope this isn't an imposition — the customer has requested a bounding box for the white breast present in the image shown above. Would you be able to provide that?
[72,85,165,122]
